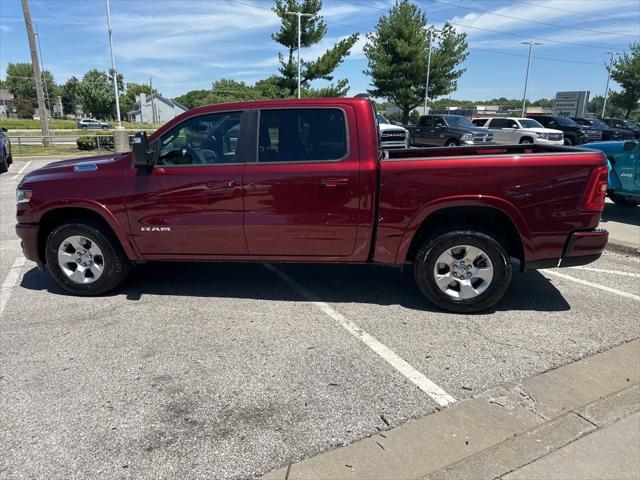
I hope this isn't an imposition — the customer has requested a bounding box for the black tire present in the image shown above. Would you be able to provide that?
[45,222,130,295]
[0,149,7,173]
[414,230,512,313]
[609,192,640,207]
[564,137,574,146]
[445,139,459,147]
[519,137,533,144]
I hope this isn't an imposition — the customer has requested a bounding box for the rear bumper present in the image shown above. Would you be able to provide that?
[15,223,42,266]
[526,229,609,270]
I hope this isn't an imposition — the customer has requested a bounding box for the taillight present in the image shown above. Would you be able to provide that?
[580,165,609,212]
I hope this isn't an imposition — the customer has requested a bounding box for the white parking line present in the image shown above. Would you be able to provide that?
[569,266,640,279]
[0,257,26,318]
[11,161,32,180]
[542,269,640,301]
[264,263,456,407]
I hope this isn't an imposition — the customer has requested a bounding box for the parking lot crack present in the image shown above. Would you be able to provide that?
[465,320,554,356]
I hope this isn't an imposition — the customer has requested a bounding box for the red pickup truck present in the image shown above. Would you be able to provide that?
[16,98,609,312]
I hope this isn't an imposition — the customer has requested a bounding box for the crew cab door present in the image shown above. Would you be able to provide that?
[243,107,360,256]
[126,110,249,256]
[412,116,432,146]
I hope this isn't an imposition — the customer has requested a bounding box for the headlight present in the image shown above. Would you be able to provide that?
[536,133,548,139]
[461,133,473,141]
[16,188,32,204]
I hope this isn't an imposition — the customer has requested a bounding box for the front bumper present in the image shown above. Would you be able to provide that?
[381,141,409,149]
[15,223,41,266]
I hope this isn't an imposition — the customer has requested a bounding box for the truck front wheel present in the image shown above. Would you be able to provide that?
[414,230,512,313]
[45,223,130,295]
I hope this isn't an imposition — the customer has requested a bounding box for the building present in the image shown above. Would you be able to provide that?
[0,89,15,119]
[128,93,188,124]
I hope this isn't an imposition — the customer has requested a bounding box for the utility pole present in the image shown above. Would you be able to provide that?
[21,0,50,146]
[105,0,121,127]
[521,41,541,117]
[34,28,51,115]
[285,11,314,98]
[602,51,618,118]
[149,77,157,124]
[423,27,442,113]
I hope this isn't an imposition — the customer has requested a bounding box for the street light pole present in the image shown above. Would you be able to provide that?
[286,11,314,98]
[602,51,618,118]
[521,41,541,117]
[423,27,442,113]
[105,0,121,127]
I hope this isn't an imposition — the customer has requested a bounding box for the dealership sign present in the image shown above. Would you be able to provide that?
[553,91,590,117]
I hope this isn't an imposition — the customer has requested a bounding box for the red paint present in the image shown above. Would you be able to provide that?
[15,98,608,270]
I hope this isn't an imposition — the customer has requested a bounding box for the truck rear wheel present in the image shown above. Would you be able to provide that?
[45,223,130,295]
[414,230,512,313]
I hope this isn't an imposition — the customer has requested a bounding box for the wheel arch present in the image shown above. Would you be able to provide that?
[398,200,532,269]
[37,205,138,265]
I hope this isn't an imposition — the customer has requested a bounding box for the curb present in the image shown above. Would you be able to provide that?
[606,239,640,257]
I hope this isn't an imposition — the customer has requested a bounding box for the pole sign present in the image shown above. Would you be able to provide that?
[553,91,590,117]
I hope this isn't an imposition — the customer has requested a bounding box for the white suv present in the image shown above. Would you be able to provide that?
[482,117,564,145]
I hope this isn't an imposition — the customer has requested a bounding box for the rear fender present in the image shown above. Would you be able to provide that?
[394,195,534,264]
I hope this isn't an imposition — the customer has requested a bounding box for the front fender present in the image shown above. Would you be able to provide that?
[394,195,535,264]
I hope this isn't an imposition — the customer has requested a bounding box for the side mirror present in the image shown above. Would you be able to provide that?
[132,131,154,168]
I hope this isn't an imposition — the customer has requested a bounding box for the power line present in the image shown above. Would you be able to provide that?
[428,0,640,39]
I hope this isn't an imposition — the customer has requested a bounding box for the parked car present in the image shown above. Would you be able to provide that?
[483,117,564,145]
[77,118,111,130]
[16,98,609,312]
[602,118,640,139]
[526,114,600,145]
[571,117,634,141]
[0,127,13,173]
[408,114,494,147]
[586,140,639,207]
[376,114,409,149]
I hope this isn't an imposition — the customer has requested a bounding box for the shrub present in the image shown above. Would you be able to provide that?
[77,136,96,150]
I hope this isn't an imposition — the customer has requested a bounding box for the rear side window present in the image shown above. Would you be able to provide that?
[488,119,505,129]
[258,108,347,163]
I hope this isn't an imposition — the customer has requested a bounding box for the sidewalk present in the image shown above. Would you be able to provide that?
[262,339,640,480]
[601,200,640,256]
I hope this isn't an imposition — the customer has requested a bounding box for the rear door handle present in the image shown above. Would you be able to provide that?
[320,177,349,188]
[206,180,238,190]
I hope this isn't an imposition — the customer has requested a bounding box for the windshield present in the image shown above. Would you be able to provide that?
[445,116,475,128]
[518,119,543,129]
[555,116,578,127]
[589,119,608,129]
[624,120,638,129]
[376,114,391,125]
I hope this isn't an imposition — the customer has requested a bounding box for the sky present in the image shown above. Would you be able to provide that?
[0,0,639,103]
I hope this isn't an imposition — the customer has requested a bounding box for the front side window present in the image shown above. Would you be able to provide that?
[504,119,518,129]
[445,116,475,128]
[433,117,446,128]
[258,108,347,162]
[158,111,242,166]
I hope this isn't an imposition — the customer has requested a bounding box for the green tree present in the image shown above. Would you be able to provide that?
[204,79,258,104]
[174,89,211,109]
[610,43,640,118]
[272,0,359,97]
[364,0,468,123]
[60,76,80,115]
[5,62,58,113]
[77,69,121,119]
[120,83,156,114]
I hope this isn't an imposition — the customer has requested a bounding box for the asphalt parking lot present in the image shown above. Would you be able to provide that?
[1,158,639,479]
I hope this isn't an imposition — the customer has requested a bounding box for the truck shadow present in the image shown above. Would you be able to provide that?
[601,203,640,227]
[20,262,570,314]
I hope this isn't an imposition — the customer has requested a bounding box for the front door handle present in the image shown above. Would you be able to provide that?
[320,177,349,188]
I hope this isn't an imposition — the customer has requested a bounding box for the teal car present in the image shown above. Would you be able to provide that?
[586,140,640,207]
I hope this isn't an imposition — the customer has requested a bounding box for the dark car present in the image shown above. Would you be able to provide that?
[602,118,640,139]
[572,117,635,141]
[408,114,494,147]
[527,114,600,145]
[0,127,13,173]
